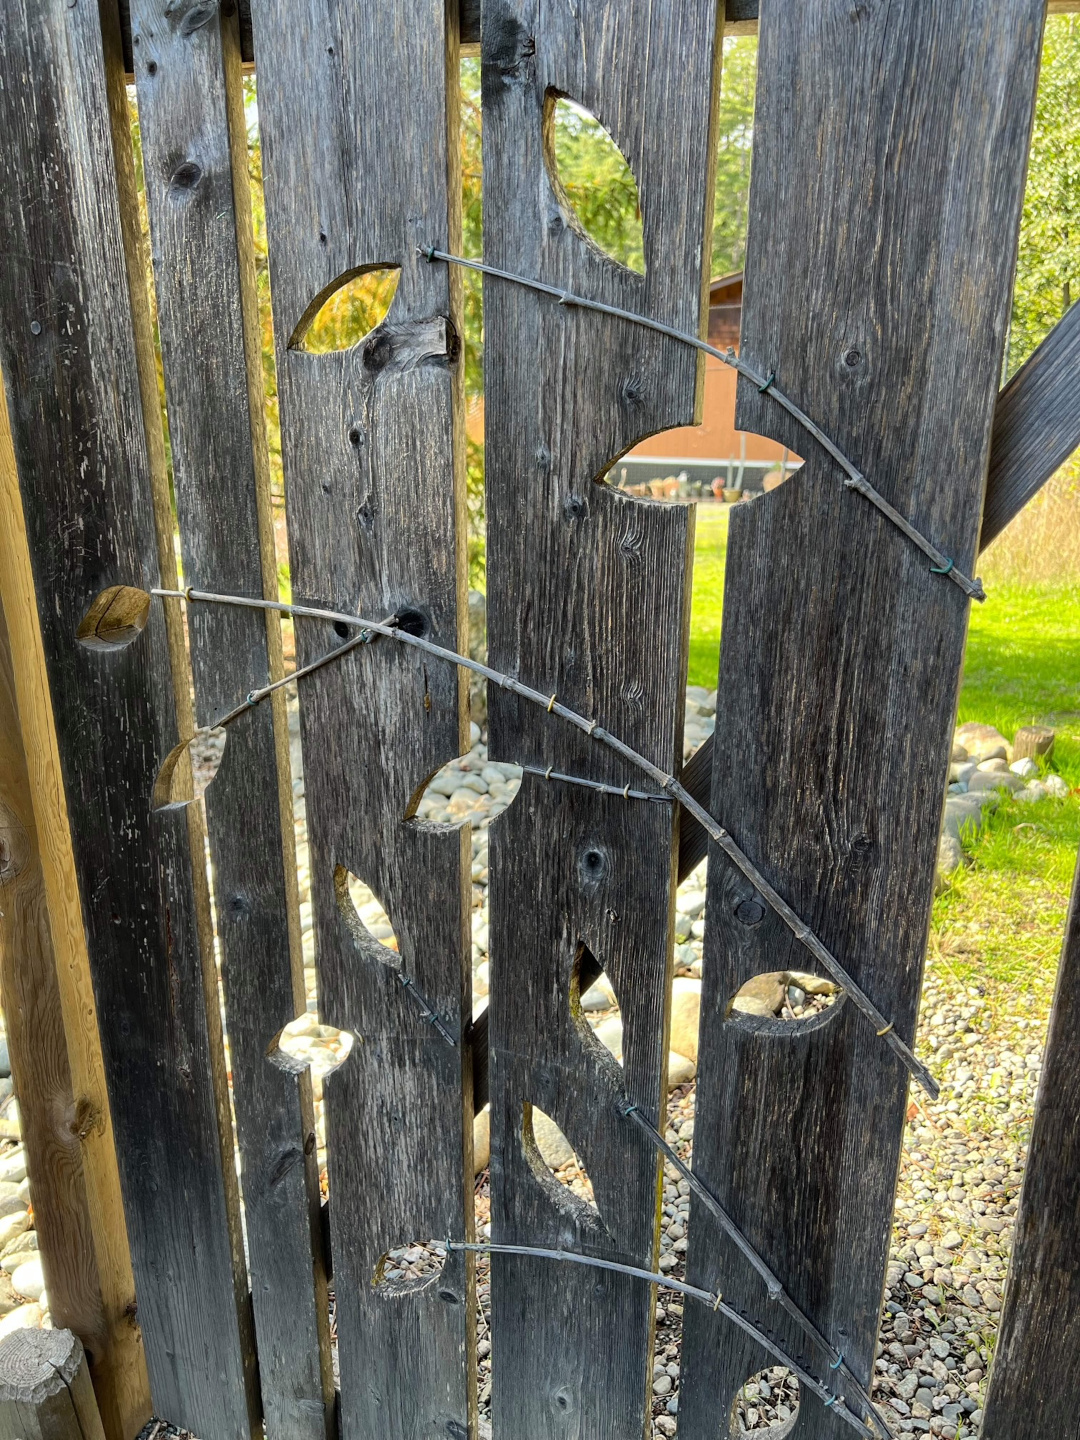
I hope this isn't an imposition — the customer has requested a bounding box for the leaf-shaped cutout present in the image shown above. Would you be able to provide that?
[371,1239,448,1298]
[151,726,227,811]
[731,1366,801,1436]
[334,866,400,962]
[523,1103,599,1215]
[546,93,644,274]
[570,944,626,1074]
[727,970,841,1026]
[406,753,522,829]
[290,266,401,352]
[76,585,151,650]
[268,1012,355,1079]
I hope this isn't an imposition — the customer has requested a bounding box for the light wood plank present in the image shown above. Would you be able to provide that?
[0,386,150,1440]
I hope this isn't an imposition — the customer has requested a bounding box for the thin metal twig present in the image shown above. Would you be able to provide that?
[621,1104,892,1436]
[446,1241,878,1438]
[521,764,672,804]
[421,247,984,604]
[152,585,936,1097]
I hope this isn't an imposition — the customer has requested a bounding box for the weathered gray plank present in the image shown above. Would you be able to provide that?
[981,299,1080,550]
[481,2,722,1434]
[680,294,1080,879]
[980,846,1080,1440]
[127,5,332,1437]
[0,3,257,1437]
[677,5,1044,1438]
[246,2,474,1436]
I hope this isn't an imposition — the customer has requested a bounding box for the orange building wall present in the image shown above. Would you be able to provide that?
[626,354,789,468]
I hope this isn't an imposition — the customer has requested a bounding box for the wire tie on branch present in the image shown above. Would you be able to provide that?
[419,247,985,604]
[150,586,937,1098]
[395,972,456,1048]
[618,1102,891,1435]
[445,1241,878,1439]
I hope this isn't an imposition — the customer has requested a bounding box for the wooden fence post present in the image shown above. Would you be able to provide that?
[0,1330,106,1440]
[0,591,149,1440]
[0,3,257,1435]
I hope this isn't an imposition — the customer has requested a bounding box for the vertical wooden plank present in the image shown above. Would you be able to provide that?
[677,5,1044,1438]
[0,389,150,1440]
[980,846,1080,1439]
[0,601,118,1431]
[125,6,332,1437]
[0,4,257,1436]
[480,2,722,1435]
[246,2,473,1436]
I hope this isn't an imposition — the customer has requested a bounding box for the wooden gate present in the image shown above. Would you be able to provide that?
[0,2,1079,1438]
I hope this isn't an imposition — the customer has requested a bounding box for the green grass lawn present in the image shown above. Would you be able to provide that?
[687,507,1080,1001]
[687,503,728,689]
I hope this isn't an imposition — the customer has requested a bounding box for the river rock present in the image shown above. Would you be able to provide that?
[581,975,617,1012]
[0,1150,25,1185]
[968,769,1023,794]
[667,1052,696,1087]
[0,1211,28,1252]
[954,723,1011,763]
[669,980,701,1063]
[11,1256,44,1302]
[1044,774,1069,798]
[531,1110,576,1171]
[474,1107,490,1175]
[787,971,837,997]
[730,972,786,1018]
[0,1302,42,1339]
[594,1015,624,1061]
[936,834,963,888]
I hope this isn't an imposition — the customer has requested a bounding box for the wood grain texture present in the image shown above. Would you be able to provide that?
[0,4,256,1437]
[0,384,150,1440]
[247,2,474,1436]
[980,846,1080,1440]
[481,2,722,1434]
[981,299,1080,550]
[127,6,332,1437]
[0,604,110,1407]
[0,1330,105,1440]
[676,5,1044,1438]
[681,290,1080,877]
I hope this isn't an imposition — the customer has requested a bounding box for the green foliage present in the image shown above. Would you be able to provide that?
[1008,16,1080,373]
[550,99,644,272]
[710,38,758,280]
[300,269,400,352]
[686,506,729,689]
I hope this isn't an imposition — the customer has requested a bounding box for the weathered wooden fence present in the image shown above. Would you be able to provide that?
[0,2,1079,1439]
